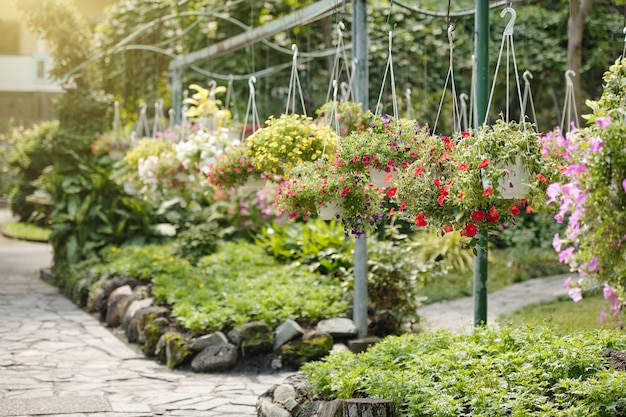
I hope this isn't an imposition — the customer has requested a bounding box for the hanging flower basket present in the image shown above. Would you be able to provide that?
[207,143,257,189]
[337,114,431,185]
[317,197,345,220]
[393,119,564,243]
[369,166,399,188]
[276,158,384,236]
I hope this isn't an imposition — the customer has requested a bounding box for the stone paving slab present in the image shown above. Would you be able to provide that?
[0,207,570,416]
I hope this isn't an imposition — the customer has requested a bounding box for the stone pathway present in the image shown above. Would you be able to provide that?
[0,208,568,416]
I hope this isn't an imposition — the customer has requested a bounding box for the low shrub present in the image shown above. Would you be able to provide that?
[303,326,626,416]
[96,241,348,334]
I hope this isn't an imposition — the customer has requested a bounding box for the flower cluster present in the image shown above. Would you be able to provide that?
[206,143,257,189]
[275,157,384,237]
[91,131,130,157]
[338,114,430,176]
[315,100,370,137]
[246,113,338,178]
[539,58,626,318]
[393,119,564,245]
[175,129,233,175]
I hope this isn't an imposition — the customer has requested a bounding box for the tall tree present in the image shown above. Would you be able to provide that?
[567,0,594,124]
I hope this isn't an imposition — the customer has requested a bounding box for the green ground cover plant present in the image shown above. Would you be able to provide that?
[97,241,348,334]
[303,326,626,416]
[0,222,50,241]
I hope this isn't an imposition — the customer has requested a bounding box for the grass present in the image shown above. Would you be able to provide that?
[499,290,623,332]
[420,246,569,304]
[1,222,51,241]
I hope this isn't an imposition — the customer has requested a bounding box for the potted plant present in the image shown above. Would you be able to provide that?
[276,157,384,237]
[394,119,564,242]
[246,113,338,179]
[315,100,370,137]
[207,143,263,190]
[92,131,131,160]
[337,114,431,187]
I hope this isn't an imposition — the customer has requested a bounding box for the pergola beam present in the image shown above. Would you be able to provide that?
[168,0,349,72]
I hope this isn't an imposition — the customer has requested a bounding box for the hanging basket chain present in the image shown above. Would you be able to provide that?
[243,76,261,141]
[285,44,307,116]
[522,70,539,132]
[325,22,353,104]
[375,30,399,121]
[561,69,579,133]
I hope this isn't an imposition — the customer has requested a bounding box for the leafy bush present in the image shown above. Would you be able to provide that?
[7,121,59,223]
[98,241,348,334]
[303,326,626,416]
[171,220,220,265]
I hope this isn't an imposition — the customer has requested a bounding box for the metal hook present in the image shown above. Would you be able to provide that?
[340,81,349,101]
[565,69,576,86]
[248,76,256,94]
[523,70,533,85]
[291,44,298,63]
[337,21,345,37]
[501,7,516,36]
[208,80,217,95]
[460,93,468,108]
[139,102,147,113]
[447,24,455,50]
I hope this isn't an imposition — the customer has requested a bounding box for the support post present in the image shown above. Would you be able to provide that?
[352,0,369,339]
[473,0,489,327]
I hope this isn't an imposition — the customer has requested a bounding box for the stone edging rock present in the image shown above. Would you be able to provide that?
[63,272,383,374]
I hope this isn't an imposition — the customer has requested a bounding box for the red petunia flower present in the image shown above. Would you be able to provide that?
[443,223,454,234]
[509,204,521,216]
[471,210,485,222]
[414,212,427,227]
[399,200,406,211]
[458,163,469,171]
[526,205,533,214]
[461,131,471,138]
[386,187,397,198]
[387,207,395,220]
[486,206,499,222]
[433,178,441,188]
[461,222,477,237]
[482,187,493,197]
[535,173,548,183]
[478,159,489,169]
[414,166,424,176]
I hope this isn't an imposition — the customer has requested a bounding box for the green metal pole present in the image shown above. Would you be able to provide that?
[352,0,369,339]
[474,0,489,327]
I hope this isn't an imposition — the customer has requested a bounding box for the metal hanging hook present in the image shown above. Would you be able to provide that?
[291,44,298,63]
[523,70,533,85]
[337,21,345,37]
[565,69,576,86]
[447,24,455,50]
[248,76,256,94]
[501,7,516,36]
[208,80,217,95]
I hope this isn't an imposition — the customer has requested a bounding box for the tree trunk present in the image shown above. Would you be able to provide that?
[343,398,396,417]
[567,0,594,124]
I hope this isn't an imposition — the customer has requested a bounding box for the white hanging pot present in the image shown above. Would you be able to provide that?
[317,198,344,220]
[497,156,529,199]
[370,166,398,188]
[239,176,265,192]
[108,149,125,160]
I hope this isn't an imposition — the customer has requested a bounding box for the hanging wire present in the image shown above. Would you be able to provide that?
[285,45,307,116]
[405,88,413,119]
[561,69,579,132]
[375,30,399,120]
[459,93,469,131]
[325,22,353,104]
[521,70,539,131]
[136,102,151,139]
[225,74,240,123]
[433,25,461,134]
[242,76,261,141]
[484,6,526,129]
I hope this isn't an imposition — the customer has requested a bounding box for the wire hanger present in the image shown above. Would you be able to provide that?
[375,30,399,121]
[560,69,579,133]
[484,6,527,130]
[325,22,354,104]
[136,102,151,139]
[242,76,261,141]
[433,24,462,134]
[285,44,307,116]
[522,70,539,131]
